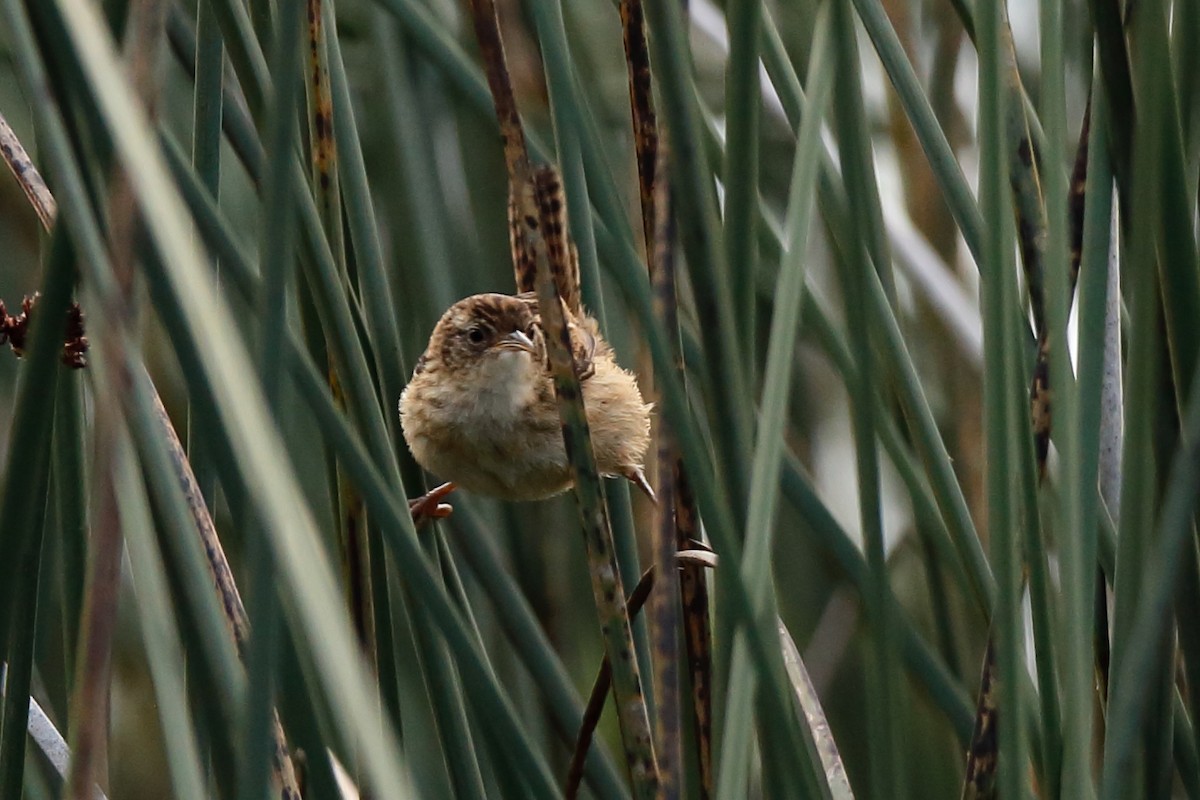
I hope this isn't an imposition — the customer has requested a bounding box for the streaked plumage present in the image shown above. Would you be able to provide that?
[399,292,652,501]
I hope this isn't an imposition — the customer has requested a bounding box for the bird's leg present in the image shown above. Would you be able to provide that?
[408,482,457,527]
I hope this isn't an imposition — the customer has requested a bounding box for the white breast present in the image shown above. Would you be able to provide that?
[457,350,539,425]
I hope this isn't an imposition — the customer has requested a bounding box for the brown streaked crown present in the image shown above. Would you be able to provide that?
[417,293,542,376]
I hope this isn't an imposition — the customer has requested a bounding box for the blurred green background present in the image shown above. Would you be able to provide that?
[0,0,1178,795]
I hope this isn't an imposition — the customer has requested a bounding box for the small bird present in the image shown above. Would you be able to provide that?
[399,166,652,503]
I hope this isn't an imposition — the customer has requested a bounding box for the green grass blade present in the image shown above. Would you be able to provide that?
[976,0,1027,796]
[643,0,752,519]
[187,0,224,507]
[1048,5,1099,798]
[723,0,762,361]
[156,129,563,798]
[109,417,209,800]
[525,0,651,685]
[751,18,995,615]
[829,0,902,792]
[718,4,833,793]
[845,0,983,265]
[449,502,631,800]
[43,1,412,793]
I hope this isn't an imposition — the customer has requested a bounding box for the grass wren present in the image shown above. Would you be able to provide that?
[399,167,652,502]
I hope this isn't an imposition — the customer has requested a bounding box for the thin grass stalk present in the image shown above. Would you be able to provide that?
[691,302,979,738]
[323,4,406,458]
[304,0,344,272]
[591,204,839,749]
[128,366,249,727]
[371,14,457,316]
[319,8,416,750]
[674,469,713,797]
[0,114,57,228]
[187,0,223,506]
[0,31,201,800]
[201,0,415,483]
[1101,358,1200,794]
[327,24,487,797]
[0,408,50,800]
[1178,1,1200,193]
[304,0,379,686]
[336,27,494,797]
[1141,50,1200,414]
[166,6,264,179]
[999,14,1050,339]
[448,504,629,800]
[8,676,103,799]
[566,569,657,800]
[829,0,902,793]
[751,266,978,738]
[827,10,896,305]
[778,620,853,799]
[239,0,306,796]
[788,451,974,737]
[1086,0,1132,193]
[525,167,659,798]
[165,10,262,180]
[753,13,995,615]
[717,4,833,794]
[1013,371,1061,794]
[0,227,71,642]
[1043,0,1094,793]
[198,0,270,120]
[281,324,562,800]
[977,0,1026,798]
[844,0,983,264]
[650,228,684,799]
[157,132,563,798]
[526,0,606,315]
[642,0,752,522]
[1101,10,1171,790]
[524,0,650,682]
[619,0,656,264]
[723,0,761,360]
[52,369,86,703]
[107,414,208,800]
[196,0,403,478]
[614,0,686,784]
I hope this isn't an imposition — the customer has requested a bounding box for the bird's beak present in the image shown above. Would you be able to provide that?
[493,330,536,354]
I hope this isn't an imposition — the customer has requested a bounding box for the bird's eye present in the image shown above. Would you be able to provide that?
[467,327,486,344]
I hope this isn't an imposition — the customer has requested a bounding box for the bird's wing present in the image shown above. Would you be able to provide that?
[515,291,596,381]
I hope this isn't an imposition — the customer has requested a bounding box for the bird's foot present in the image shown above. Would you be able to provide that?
[408,482,457,526]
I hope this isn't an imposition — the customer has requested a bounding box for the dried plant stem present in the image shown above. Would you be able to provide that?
[617,3,692,795]
[619,0,657,258]
[566,568,656,800]
[962,89,1093,800]
[464,0,529,181]
[0,113,57,229]
[66,399,122,800]
[525,167,660,798]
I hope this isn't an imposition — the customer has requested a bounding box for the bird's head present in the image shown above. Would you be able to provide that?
[424,293,544,377]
